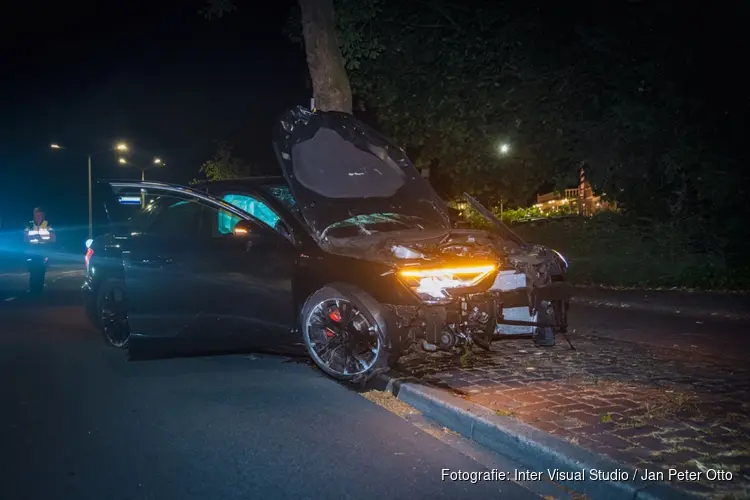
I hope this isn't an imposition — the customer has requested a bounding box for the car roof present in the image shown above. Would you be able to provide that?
[191,176,287,192]
[190,175,288,192]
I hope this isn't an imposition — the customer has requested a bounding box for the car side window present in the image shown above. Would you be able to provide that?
[145,197,205,236]
[208,206,245,237]
[220,193,283,235]
[216,207,242,236]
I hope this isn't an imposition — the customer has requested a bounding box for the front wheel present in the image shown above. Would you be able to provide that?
[300,285,391,383]
[97,279,131,348]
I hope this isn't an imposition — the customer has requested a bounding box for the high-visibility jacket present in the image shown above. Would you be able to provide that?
[25,220,54,244]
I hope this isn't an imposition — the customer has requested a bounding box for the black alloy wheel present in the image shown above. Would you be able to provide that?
[301,286,385,382]
[98,280,130,348]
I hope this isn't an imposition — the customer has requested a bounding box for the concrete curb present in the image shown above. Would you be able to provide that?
[374,374,699,500]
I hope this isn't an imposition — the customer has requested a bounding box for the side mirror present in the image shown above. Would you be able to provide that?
[232,220,255,237]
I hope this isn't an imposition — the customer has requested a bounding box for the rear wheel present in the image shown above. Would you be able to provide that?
[301,285,389,383]
[97,279,131,348]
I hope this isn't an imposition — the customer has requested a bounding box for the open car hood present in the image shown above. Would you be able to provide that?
[463,193,528,248]
[272,106,451,245]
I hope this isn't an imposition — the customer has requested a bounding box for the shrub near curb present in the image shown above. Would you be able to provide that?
[508,214,750,290]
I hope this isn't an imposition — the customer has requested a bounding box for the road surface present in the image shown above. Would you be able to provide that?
[568,300,750,360]
[0,269,545,500]
[2,263,746,500]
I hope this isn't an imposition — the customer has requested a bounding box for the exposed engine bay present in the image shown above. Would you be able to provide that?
[306,198,572,355]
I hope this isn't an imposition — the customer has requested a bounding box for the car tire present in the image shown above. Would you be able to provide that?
[97,278,131,349]
[300,284,392,384]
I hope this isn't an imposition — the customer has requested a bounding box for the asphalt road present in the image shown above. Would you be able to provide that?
[2,262,746,500]
[0,269,541,500]
[568,301,750,361]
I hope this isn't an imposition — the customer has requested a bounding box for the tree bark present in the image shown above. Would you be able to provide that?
[298,0,352,114]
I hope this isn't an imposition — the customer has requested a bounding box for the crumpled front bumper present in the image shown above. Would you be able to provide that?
[388,272,572,347]
[482,269,571,335]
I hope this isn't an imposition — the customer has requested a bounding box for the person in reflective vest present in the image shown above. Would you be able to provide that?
[24,207,56,244]
[24,207,55,295]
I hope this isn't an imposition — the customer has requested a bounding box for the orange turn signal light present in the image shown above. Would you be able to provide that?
[398,264,496,278]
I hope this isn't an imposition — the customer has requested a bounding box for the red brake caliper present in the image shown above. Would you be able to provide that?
[326,309,341,338]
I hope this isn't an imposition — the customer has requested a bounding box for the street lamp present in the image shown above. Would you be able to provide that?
[118,156,165,207]
[50,142,129,240]
[498,143,511,155]
[118,157,164,182]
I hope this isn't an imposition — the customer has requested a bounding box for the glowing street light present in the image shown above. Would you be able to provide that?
[119,156,165,181]
[50,141,132,240]
[118,156,162,207]
[498,143,511,155]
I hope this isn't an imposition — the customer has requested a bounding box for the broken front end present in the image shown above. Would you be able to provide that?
[385,237,572,354]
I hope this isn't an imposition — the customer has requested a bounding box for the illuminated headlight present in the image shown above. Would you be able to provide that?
[398,264,497,302]
[550,249,568,270]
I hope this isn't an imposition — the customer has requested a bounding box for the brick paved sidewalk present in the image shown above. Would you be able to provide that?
[394,334,750,499]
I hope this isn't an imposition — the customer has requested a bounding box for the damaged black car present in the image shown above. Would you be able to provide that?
[82,106,571,384]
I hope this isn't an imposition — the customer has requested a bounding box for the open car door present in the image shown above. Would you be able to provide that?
[94,180,297,349]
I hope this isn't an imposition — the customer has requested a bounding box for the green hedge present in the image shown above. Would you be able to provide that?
[462,208,749,290]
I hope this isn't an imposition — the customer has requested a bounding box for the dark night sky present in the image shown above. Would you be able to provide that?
[0,0,746,230]
[1,0,307,228]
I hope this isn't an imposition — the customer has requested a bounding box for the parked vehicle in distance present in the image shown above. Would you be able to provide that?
[82,107,571,383]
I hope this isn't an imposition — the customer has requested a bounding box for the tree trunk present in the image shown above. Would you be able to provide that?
[298,0,352,114]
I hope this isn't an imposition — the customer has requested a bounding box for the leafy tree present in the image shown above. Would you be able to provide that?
[202,0,744,262]
[192,141,257,183]
[288,0,740,232]
[286,1,590,204]
[198,0,745,282]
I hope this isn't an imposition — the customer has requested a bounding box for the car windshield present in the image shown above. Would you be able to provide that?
[322,213,430,238]
[263,184,300,215]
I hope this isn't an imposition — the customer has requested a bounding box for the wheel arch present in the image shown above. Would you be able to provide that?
[300,281,402,354]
